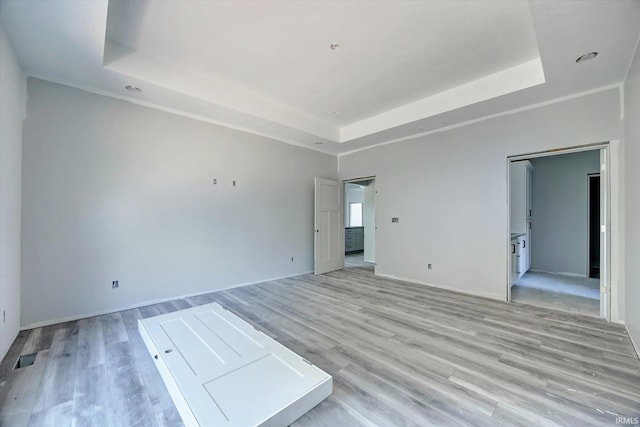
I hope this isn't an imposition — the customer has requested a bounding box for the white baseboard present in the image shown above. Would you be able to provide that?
[529,269,587,278]
[21,270,313,330]
[627,326,640,360]
[376,273,506,302]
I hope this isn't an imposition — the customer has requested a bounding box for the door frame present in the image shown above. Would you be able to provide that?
[343,176,376,269]
[506,143,611,321]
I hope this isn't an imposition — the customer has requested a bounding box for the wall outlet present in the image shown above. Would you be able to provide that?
[3,310,5,323]
[212,178,217,185]
[232,180,236,186]
[112,280,119,289]
[428,264,432,270]
[392,217,399,223]
[291,257,294,262]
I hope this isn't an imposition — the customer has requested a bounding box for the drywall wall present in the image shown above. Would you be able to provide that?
[0,25,26,359]
[345,184,364,226]
[530,150,600,276]
[339,89,621,310]
[21,78,336,327]
[624,39,640,352]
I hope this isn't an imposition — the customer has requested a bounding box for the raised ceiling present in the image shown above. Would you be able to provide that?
[1,0,639,155]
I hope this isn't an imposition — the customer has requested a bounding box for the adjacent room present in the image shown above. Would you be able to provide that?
[1,1,640,426]
[510,149,604,317]
[344,179,376,269]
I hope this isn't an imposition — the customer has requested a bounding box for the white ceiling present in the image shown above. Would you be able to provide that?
[1,0,639,155]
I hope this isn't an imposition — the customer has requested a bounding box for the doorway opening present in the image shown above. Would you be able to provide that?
[588,173,600,279]
[343,178,376,271]
[507,145,610,320]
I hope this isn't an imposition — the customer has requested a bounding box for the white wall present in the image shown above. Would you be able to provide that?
[21,78,336,328]
[345,183,364,227]
[0,25,26,359]
[530,150,600,276]
[624,39,640,352]
[339,89,621,311]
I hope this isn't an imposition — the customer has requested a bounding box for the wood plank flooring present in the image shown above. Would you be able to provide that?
[1,262,639,426]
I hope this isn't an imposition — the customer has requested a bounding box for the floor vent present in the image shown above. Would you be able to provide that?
[14,352,37,369]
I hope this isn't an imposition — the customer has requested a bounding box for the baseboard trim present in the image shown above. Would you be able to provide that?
[529,269,587,278]
[376,273,506,302]
[627,326,640,360]
[20,270,313,330]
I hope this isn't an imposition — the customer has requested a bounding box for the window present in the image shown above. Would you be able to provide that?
[349,202,363,227]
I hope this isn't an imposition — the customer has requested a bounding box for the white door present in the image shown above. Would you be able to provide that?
[314,177,344,275]
[138,303,332,427]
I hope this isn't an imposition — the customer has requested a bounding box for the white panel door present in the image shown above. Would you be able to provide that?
[314,178,344,275]
[139,303,332,427]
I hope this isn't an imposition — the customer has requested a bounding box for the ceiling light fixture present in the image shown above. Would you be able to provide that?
[330,43,339,51]
[575,52,598,63]
[125,85,142,93]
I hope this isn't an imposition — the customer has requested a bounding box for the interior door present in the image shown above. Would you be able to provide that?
[314,178,344,275]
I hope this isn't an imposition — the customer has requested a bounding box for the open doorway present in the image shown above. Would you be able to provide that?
[507,146,610,319]
[344,178,376,270]
[588,173,600,279]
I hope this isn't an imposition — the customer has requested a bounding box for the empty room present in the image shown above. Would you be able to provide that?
[1,1,640,426]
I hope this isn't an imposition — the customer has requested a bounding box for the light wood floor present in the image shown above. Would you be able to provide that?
[512,271,600,317]
[1,263,639,426]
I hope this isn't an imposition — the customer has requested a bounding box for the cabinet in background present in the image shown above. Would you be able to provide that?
[511,235,528,281]
[345,227,364,253]
[510,160,533,235]
[518,235,528,280]
[511,238,518,284]
[510,160,533,279]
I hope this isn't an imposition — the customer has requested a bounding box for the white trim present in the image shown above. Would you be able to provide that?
[506,156,513,302]
[376,273,506,302]
[337,84,622,158]
[20,271,313,330]
[622,34,640,85]
[619,84,625,121]
[508,142,609,161]
[627,327,640,359]
[528,269,587,279]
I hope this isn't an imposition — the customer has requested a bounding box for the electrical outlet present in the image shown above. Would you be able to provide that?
[392,217,399,223]
[233,180,237,186]
[428,264,432,270]
[3,310,5,323]
[112,280,119,289]
[212,178,217,185]
[291,257,294,262]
